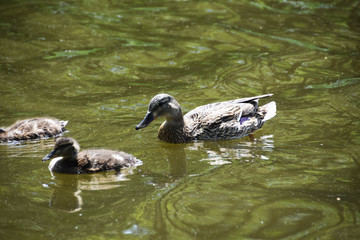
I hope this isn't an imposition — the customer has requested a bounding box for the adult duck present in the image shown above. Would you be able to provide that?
[0,118,68,142]
[42,137,142,174]
[135,93,276,143]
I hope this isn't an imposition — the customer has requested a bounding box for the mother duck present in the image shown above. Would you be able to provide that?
[135,93,276,143]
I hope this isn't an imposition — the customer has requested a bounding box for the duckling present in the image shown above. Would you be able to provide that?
[135,93,276,143]
[0,118,68,142]
[42,137,142,174]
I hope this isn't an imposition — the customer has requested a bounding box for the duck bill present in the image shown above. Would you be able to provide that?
[42,150,56,162]
[135,111,155,130]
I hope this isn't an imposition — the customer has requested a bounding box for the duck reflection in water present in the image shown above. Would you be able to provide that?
[140,143,187,190]
[160,143,187,179]
[188,134,275,166]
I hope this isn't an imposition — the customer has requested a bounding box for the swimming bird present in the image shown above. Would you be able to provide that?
[135,93,276,143]
[42,137,142,174]
[0,118,68,142]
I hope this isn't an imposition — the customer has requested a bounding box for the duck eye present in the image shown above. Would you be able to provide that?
[158,97,171,106]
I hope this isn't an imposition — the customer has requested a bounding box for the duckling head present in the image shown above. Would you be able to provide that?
[42,137,80,162]
[136,93,182,130]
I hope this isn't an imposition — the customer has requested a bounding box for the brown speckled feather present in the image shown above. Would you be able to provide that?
[136,93,276,143]
[43,138,142,174]
[0,118,68,142]
[77,150,139,173]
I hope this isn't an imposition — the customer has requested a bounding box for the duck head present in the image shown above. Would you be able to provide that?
[135,93,183,130]
[42,137,80,162]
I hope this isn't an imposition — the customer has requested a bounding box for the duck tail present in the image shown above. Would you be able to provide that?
[262,101,277,121]
[60,120,69,129]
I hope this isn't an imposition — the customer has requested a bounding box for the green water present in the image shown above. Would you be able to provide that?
[1,0,359,239]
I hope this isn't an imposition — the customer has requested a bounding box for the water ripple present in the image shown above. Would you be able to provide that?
[149,169,359,239]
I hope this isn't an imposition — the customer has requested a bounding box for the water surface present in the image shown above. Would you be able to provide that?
[1,0,359,239]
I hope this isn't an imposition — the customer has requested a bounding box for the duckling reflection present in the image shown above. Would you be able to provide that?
[187,135,275,165]
[42,137,142,174]
[0,118,68,142]
[46,174,83,213]
[47,170,137,213]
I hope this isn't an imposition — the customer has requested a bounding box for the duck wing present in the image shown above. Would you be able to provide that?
[184,94,272,118]
[183,94,273,140]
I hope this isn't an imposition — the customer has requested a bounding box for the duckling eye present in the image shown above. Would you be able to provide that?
[58,143,71,149]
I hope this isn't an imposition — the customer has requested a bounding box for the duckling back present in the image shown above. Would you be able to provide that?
[43,137,142,174]
[0,118,68,142]
[76,149,141,173]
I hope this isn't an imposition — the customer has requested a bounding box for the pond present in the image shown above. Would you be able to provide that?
[0,0,359,239]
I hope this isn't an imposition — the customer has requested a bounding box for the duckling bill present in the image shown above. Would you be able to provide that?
[42,137,142,174]
[0,118,68,142]
[136,93,276,143]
